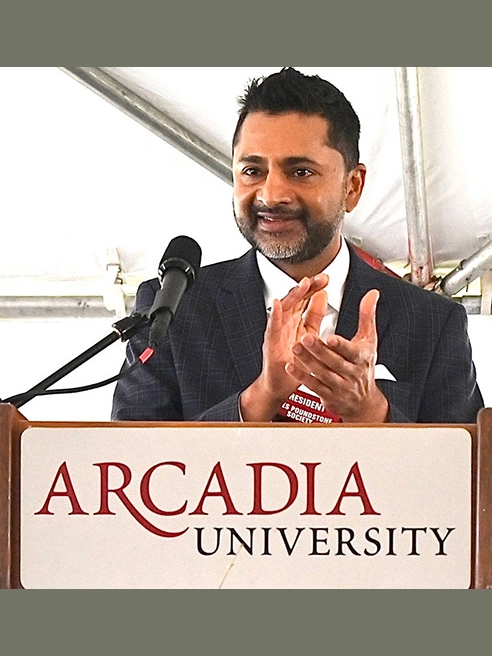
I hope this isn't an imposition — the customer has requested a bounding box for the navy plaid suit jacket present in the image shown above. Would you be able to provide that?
[111,246,483,423]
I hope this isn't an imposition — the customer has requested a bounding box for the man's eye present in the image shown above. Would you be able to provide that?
[293,168,313,177]
[242,167,261,176]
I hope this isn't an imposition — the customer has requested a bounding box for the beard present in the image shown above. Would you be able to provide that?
[233,201,346,264]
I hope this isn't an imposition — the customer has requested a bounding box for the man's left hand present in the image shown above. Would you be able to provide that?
[285,289,389,423]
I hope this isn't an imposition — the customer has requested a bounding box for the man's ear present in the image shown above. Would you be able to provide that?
[345,164,366,212]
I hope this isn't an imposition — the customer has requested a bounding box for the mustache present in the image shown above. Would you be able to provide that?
[251,204,307,221]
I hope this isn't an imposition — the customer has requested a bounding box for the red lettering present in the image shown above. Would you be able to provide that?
[140,462,187,516]
[189,462,241,515]
[247,463,298,515]
[94,462,188,538]
[300,462,322,515]
[35,461,89,515]
[327,462,381,515]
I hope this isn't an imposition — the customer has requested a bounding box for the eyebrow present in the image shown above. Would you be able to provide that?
[237,155,320,166]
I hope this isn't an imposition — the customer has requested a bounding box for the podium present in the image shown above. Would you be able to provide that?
[1,402,491,589]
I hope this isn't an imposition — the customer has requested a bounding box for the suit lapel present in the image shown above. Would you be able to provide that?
[216,250,267,388]
[337,245,390,343]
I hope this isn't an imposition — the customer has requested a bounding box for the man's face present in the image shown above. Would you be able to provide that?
[232,111,365,264]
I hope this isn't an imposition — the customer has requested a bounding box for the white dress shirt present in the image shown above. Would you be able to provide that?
[256,236,350,340]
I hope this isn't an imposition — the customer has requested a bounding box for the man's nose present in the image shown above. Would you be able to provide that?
[256,171,293,206]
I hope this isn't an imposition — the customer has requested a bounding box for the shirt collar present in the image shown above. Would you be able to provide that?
[256,236,350,312]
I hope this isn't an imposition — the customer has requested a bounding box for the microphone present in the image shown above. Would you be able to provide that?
[148,235,202,348]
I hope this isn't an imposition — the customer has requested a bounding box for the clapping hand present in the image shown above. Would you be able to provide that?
[286,289,389,422]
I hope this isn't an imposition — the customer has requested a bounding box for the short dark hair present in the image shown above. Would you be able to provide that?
[232,67,361,171]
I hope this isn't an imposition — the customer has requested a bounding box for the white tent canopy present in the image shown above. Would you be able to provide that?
[1,67,491,419]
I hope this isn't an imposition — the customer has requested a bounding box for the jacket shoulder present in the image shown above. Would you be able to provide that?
[133,249,257,314]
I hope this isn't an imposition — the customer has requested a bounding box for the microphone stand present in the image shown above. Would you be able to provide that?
[3,313,149,410]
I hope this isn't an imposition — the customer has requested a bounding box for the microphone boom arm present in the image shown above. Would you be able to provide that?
[4,313,149,409]
[3,234,202,411]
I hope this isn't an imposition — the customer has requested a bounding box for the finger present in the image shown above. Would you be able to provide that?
[303,289,328,334]
[297,333,375,376]
[264,298,284,339]
[354,289,380,343]
[292,337,349,379]
[285,360,340,400]
[324,334,370,365]
[280,274,329,312]
[310,272,329,292]
[278,277,310,313]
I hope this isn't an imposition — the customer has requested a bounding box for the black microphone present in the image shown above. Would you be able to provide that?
[148,235,202,348]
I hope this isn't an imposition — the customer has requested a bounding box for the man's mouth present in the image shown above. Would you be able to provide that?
[257,217,298,232]
[255,211,303,232]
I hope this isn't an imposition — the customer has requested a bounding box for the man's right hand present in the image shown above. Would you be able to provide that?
[239,273,329,421]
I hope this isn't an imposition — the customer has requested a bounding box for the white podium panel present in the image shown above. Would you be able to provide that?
[20,425,471,589]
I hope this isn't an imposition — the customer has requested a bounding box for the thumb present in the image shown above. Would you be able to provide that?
[355,289,380,344]
[303,289,328,334]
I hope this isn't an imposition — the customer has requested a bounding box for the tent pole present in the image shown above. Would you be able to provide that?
[395,67,434,288]
[59,67,233,186]
[437,238,492,298]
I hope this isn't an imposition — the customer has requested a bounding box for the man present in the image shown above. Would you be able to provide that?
[111,68,483,424]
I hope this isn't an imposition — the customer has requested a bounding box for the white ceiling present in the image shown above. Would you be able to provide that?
[1,67,491,300]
